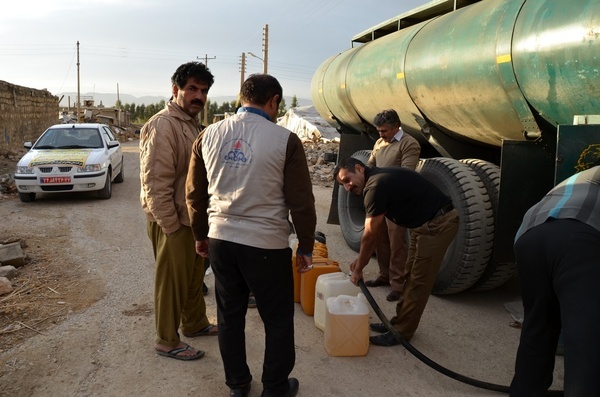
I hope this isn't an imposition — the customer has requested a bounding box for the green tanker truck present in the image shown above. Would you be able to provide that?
[311,0,600,294]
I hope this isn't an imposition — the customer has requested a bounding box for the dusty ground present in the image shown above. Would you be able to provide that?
[0,141,564,396]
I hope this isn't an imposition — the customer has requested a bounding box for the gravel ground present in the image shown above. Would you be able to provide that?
[0,140,564,396]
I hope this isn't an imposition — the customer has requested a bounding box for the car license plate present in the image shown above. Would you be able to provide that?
[41,176,71,184]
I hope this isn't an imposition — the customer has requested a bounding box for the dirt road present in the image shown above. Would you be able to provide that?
[0,141,563,396]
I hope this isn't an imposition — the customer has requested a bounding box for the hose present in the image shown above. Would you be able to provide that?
[358,279,564,396]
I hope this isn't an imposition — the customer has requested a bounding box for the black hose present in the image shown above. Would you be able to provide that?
[358,279,563,396]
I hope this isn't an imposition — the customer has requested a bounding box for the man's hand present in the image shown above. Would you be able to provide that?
[296,254,313,273]
[195,239,209,257]
[349,259,364,286]
[347,213,383,285]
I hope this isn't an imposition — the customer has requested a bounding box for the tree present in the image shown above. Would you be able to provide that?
[278,97,287,117]
[290,95,298,108]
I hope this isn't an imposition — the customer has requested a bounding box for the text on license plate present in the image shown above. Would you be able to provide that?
[41,176,71,184]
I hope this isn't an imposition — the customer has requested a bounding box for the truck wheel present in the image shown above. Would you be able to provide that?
[460,159,516,291]
[418,158,494,295]
[337,150,371,252]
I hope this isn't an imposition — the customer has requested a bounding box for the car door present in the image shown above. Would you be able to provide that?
[101,126,123,178]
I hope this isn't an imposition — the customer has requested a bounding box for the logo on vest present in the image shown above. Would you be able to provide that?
[221,138,253,167]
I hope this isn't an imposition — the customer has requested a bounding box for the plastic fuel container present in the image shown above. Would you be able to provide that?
[300,257,340,315]
[324,293,370,357]
[314,272,360,331]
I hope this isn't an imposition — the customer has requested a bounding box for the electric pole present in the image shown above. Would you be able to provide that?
[240,53,246,92]
[196,54,216,126]
[248,24,269,75]
[77,41,80,122]
[262,24,269,74]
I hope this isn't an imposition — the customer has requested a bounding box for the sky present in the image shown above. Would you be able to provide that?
[0,0,425,103]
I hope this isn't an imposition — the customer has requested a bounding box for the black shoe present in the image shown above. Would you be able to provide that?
[230,383,251,397]
[315,231,326,244]
[386,290,402,301]
[369,323,388,333]
[261,378,299,397]
[248,295,257,308]
[364,278,390,287]
[369,331,402,347]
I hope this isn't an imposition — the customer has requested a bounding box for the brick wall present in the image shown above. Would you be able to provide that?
[0,80,59,153]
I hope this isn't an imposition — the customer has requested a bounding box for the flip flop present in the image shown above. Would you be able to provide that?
[183,324,218,338]
[155,344,205,361]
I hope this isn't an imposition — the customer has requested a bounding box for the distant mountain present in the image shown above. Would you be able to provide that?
[58,92,168,108]
[58,92,312,108]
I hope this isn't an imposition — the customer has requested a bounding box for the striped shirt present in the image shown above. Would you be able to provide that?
[515,166,600,242]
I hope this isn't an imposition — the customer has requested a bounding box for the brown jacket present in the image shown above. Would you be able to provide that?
[139,101,201,235]
[367,129,421,170]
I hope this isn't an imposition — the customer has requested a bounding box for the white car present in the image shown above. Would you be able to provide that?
[14,123,124,202]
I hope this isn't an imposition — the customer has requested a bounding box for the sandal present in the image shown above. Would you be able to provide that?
[183,324,218,337]
[155,343,205,361]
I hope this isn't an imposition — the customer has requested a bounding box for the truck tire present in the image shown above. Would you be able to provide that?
[460,159,517,292]
[337,150,371,252]
[417,158,494,295]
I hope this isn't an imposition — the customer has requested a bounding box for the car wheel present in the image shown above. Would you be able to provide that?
[98,170,112,199]
[18,192,36,203]
[114,162,124,183]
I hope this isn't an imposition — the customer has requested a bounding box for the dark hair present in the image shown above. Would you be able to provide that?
[240,74,282,106]
[333,157,366,181]
[373,109,401,127]
[171,62,214,89]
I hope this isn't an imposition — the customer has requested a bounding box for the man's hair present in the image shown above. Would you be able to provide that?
[373,109,401,127]
[171,62,214,89]
[333,157,366,181]
[240,74,282,106]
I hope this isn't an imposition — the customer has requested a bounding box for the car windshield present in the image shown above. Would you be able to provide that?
[34,128,103,149]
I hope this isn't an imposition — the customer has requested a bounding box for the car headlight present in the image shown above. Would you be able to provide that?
[79,164,102,172]
[16,165,34,174]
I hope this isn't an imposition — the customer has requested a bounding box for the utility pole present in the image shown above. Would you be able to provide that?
[196,54,216,126]
[240,53,246,92]
[262,24,269,74]
[248,25,269,74]
[77,41,80,122]
[117,83,121,126]
[198,54,216,67]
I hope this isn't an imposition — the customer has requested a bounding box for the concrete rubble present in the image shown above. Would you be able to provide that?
[0,241,26,296]
[0,242,26,269]
[0,277,12,296]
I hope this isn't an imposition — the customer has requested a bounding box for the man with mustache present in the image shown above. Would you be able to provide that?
[140,61,218,361]
[365,109,421,302]
[334,157,459,345]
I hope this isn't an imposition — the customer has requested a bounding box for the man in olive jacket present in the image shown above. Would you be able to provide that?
[140,62,217,361]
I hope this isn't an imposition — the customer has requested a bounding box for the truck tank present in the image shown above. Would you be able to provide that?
[312,0,600,294]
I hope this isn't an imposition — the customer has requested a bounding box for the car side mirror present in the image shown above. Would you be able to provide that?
[24,142,32,149]
[107,140,120,149]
